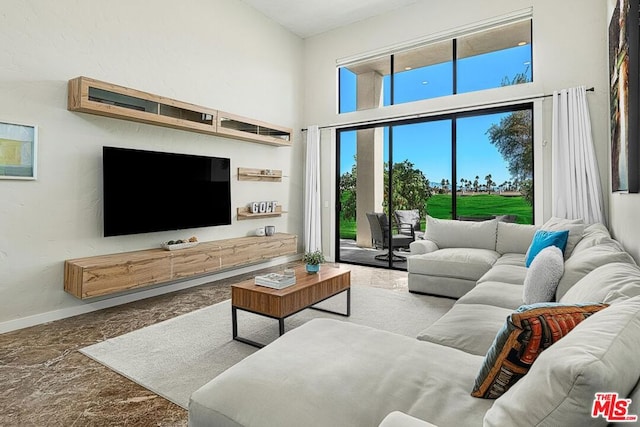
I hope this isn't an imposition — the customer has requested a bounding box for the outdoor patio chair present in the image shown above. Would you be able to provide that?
[394,209,425,240]
[366,212,413,262]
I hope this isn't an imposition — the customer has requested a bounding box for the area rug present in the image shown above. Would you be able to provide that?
[79,285,454,409]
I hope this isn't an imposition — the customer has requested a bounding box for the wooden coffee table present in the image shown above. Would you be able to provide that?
[231,264,351,348]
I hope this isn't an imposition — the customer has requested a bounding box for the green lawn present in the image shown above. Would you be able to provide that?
[338,194,532,240]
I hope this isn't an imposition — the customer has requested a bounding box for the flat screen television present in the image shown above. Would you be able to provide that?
[103,146,231,237]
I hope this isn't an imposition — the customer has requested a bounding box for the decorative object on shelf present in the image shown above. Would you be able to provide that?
[161,236,198,251]
[254,273,296,289]
[0,121,37,180]
[250,200,278,214]
[265,225,276,236]
[255,227,266,236]
[236,205,286,220]
[237,167,283,182]
[283,268,296,278]
[302,250,325,274]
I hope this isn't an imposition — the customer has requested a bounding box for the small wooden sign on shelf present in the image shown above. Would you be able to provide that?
[237,205,286,220]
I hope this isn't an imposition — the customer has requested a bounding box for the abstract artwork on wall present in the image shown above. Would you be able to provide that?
[609,0,640,193]
[0,121,37,180]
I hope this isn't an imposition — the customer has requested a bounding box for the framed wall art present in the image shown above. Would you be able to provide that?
[609,0,640,193]
[0,121,37,180]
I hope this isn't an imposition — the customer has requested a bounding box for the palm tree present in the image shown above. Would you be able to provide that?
[473,176,479,193]
[485,174,493,194]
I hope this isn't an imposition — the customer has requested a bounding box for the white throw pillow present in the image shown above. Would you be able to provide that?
[523,246,565,304]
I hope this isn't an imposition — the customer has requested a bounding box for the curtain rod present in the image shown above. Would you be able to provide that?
[301,87,595,132]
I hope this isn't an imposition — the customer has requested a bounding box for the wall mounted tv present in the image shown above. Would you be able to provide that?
[103,146,231,237]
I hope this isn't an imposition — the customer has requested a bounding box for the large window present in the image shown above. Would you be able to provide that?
[338,19,532,113]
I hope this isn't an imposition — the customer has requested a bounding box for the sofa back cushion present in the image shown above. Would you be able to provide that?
[426,216,498,250]
[540,217,585,259]
[483,296,640,427]
[560,262,640,305]
[571,223,614,255]
[555,242,636,300]
[495,222,538,255]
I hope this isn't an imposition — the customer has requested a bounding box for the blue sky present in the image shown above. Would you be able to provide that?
[339,45,531,187]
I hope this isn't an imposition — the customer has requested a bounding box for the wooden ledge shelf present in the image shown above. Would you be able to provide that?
[237,205,286,220]
[64,233,297,299]
[237,167,283,182]
[68,76,292,147]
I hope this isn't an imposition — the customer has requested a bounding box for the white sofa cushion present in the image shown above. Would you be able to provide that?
[477,264,527,286]
[555,242,636,300]
[495,222,537,255]
[560,262,640,305]
[493,253,526,267]
[407,248,499,281]
[571,222,614,254]
[417,303,512,356]
[189,319,493,427]
[484,296,640,427]
[409,238,439,255]
[378,412,437,427]
[523,246,564,304]
[426,216,498,250]
[457,281,524,310]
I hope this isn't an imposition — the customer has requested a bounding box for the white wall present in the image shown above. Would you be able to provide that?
[606,0,640,263]
[303,0,611,256]
[0,0,304,330]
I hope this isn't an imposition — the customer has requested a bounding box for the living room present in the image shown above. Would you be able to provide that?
[2,0,640,425]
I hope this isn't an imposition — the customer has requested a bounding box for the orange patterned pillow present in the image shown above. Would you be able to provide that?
[472,302,608,399]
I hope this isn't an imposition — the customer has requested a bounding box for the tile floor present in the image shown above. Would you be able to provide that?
[0,263,408,426]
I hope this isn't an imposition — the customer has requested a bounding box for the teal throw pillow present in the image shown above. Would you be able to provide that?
[525,229,569,267]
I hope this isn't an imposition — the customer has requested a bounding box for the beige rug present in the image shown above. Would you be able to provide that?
[79,285,454,409]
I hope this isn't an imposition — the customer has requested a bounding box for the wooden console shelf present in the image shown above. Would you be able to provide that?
[64,233,297,299]
[68,76,292,147]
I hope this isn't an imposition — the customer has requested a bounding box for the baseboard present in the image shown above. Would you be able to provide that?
[0,254,301,335]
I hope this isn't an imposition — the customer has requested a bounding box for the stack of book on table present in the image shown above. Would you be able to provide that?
[254,273,296,289]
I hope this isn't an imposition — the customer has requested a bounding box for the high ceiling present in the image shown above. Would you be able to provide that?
[241,0,421,38]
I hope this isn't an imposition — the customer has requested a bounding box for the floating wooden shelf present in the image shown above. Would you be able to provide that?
[64,233,297,299]
[237,205,286,220]
[218,111,292,147]
[238,167,283,182]
[68,76,292,147]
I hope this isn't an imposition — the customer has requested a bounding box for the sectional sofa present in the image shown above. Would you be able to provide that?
[188,218,640,427]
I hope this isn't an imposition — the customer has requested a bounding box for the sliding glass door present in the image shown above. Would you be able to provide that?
[336,104,533,270]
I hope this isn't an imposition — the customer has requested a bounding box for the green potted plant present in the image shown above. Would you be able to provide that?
[302,250,325,274]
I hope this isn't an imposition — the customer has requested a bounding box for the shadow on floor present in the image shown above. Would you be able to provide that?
[338,239,409,269]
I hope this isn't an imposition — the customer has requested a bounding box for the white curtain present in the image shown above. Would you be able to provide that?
[304,125,322,252]
[552,86,605,225]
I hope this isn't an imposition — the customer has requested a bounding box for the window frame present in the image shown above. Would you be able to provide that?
[337,17,533,114]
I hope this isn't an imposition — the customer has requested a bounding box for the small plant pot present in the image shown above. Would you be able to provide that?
[306,263,320,274]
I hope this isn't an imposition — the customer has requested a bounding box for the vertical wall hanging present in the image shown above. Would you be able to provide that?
[609,0,640,193]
